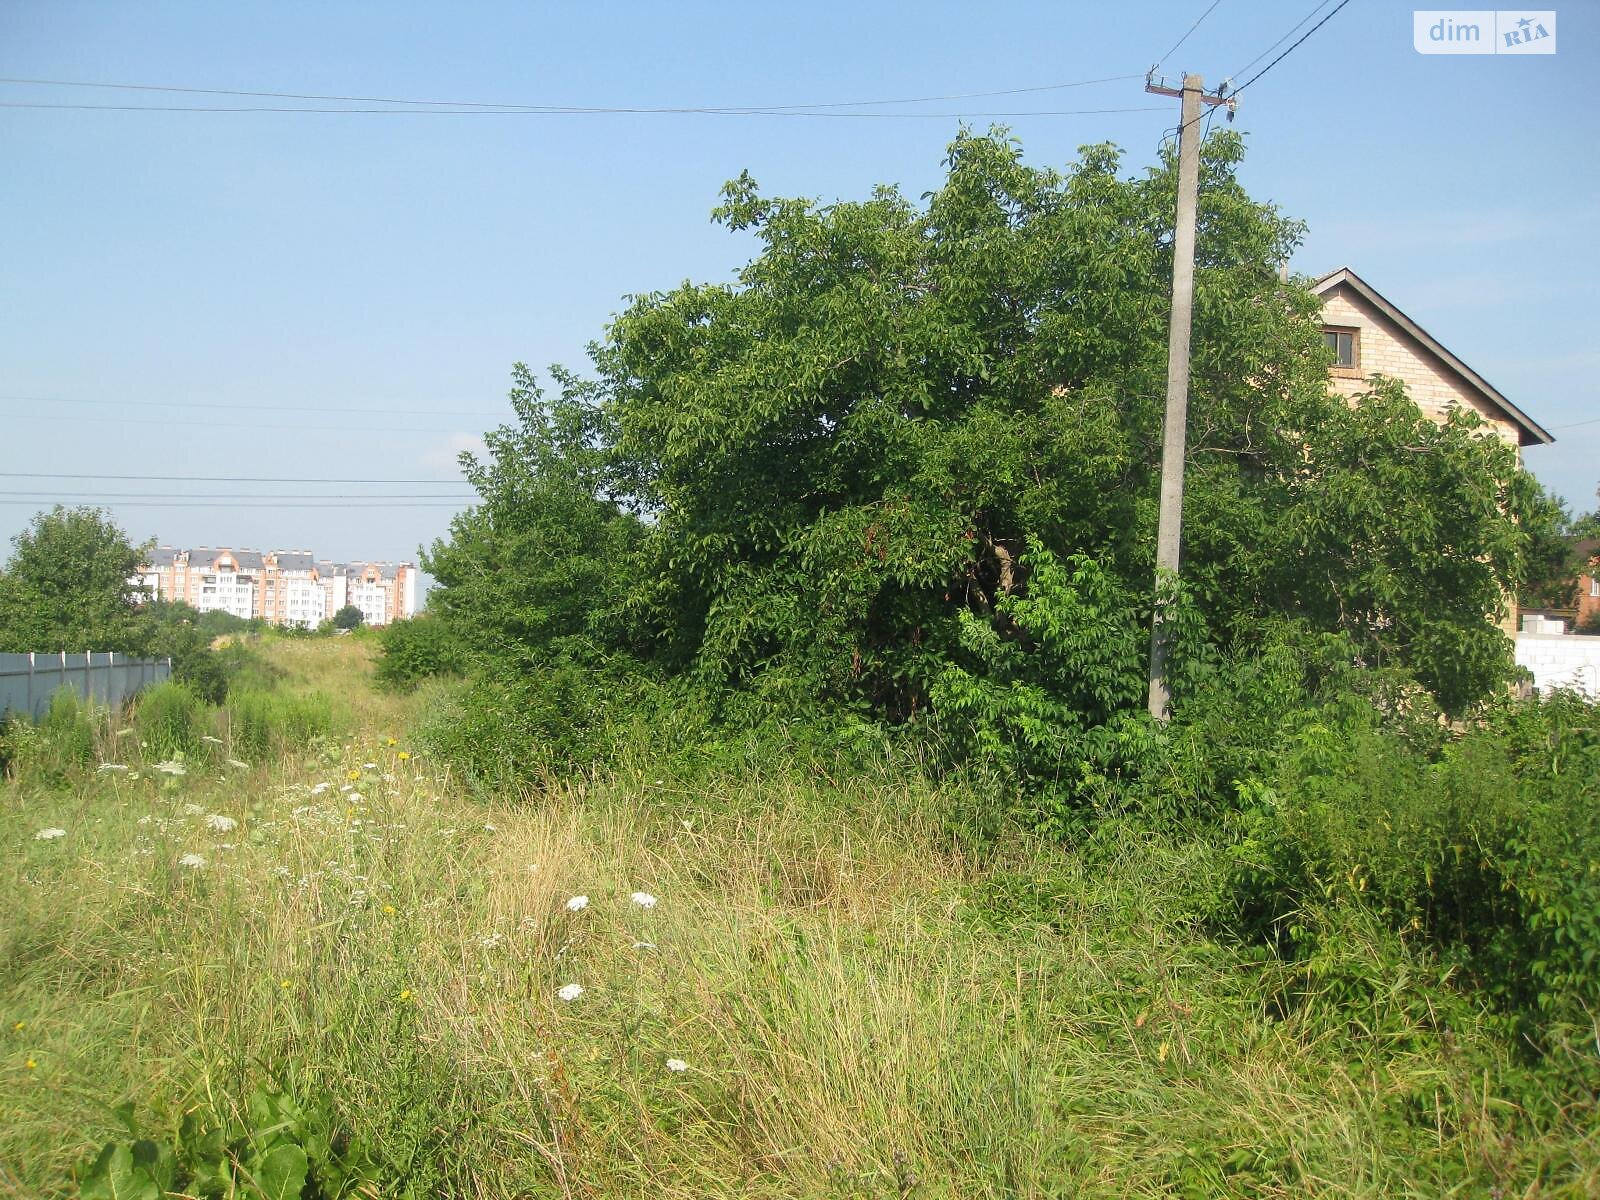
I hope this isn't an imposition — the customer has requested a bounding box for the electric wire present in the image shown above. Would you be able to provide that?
[0,100,1167,119]
[0,72,1144,114]
[0,472,466,483]
[1153,0,1227,70]
[1229,0,1340,81]
[0,393,509,418]
[1231,0,1354,96]
[4,410,488,434]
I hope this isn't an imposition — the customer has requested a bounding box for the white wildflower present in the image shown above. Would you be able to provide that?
[137,815,152,826]
[204,814,238,833]
[556,983,584,1002]
[565,895,589,912]
[362,762,377,770]
[349,792,363,803]
[664,1058,688,1073]
[182,803,204,816]
[308,782,331,796]
[33,827,67,841]
[225,758,250,770]
[178,853,205,869]
[114,727,132,737]
[274,866,292,877]
[630,891,658,909]
[631,941,657,950]
[201,735,223,745]
[483,822,497,833]
[479,931,505,949]
[154,760,187,776]
[97,763,128,772]
[339,783,354,793]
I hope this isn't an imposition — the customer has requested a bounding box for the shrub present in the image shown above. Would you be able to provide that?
[224,689,340,761]
[0,688,99,785]
[414,661,627,789]
[133,681,210,761]
[374,615,463,691]
[1227,691,1600,1029]
[76,1084,380,1200]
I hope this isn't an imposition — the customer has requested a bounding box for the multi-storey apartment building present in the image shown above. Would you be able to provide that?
[138,547,419,628]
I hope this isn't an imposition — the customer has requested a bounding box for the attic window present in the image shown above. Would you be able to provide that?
[1323,326,1359,372]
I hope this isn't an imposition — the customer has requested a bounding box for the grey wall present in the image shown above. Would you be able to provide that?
[0,651,172,721]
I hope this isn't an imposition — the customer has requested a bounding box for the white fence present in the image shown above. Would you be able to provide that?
[0,651,172,721]
[1515,633,1600,700]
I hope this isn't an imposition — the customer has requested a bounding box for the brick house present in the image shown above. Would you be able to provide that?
[1311,268,1554,636]
[1312,268,1552,454]
[1575,538,1600,631]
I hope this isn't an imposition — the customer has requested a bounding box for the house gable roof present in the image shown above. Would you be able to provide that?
[1311,267,1553,447]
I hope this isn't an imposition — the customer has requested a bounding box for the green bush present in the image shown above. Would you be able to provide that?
[224,689,340,761]
[0,687,99,785]
[1227,691,1600,1029]
[414,662,626,790]
[76,1084,380,1200]
[374,615,463,692]
[133,681,210,761]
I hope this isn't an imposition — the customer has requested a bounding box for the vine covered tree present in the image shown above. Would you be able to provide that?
[428,129,1563,719]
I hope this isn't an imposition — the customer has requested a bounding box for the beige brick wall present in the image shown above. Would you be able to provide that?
[1319,284,1520,451]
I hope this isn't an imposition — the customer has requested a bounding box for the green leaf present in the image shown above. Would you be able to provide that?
[250,1142,309,1200]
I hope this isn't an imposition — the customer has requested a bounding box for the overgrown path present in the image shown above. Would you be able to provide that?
[3,639,1595,1197]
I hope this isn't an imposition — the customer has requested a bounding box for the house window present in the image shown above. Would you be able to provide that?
[1590,577,1599,598]
[1323,327,1359,371]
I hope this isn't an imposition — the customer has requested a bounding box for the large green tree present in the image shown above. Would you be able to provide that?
[433,130,1561,718]
[0,506,150,652]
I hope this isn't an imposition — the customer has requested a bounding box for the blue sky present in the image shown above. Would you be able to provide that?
[1,0,1595,572]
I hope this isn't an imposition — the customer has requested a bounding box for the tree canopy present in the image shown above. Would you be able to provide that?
[0,506,149,653]
[332,605,365,631]
[425,129,1562,722]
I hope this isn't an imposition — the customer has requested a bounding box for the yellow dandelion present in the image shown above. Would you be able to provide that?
[1157,1040,1170,1063]
[385,737,398,746]
[280,979,293,990]
[398,989,412,1002]
[347,768,361,781]
[382,904,396,915]
[397,751,411,761]
[11,1022,23,1032]
[26,1059,37,1070]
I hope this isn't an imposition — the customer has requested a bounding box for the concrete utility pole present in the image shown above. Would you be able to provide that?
[1144,71,1234,722]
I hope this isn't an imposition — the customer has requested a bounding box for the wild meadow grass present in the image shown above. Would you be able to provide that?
[2,639,1596,1197]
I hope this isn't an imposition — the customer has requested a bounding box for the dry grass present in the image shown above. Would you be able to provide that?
[2,638,1596,1197]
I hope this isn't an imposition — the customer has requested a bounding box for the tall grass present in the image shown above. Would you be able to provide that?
[1,642,1596,1197]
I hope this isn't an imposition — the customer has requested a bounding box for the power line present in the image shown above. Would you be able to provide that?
[0,490,474,500]
[1153,0,1227,70]
[0,100,1168,119]
[0,72,1144,114]
[0,498,470,509]
[1230,0,1339,80]
[3,409,486,434]
[0,472,468,484]
[0,393,509,418]
[1231,0,1353,97]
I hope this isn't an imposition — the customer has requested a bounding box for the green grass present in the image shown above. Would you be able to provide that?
[2,640,1596,1197]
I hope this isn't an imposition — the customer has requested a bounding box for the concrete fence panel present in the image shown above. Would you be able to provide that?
[0,651,173,721]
